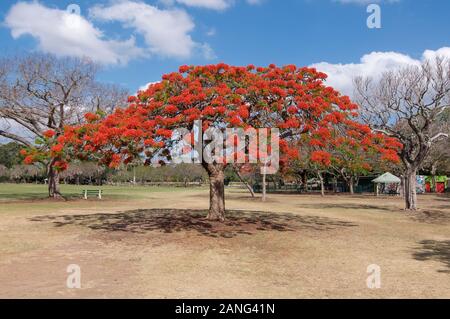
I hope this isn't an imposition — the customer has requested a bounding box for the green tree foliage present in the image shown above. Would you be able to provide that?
[0,142,23,168]
[107,164,207,185]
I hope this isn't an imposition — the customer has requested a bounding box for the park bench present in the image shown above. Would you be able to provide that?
[82,189,103,200]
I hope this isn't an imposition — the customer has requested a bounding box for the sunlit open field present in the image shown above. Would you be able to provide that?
[0,183,449,298]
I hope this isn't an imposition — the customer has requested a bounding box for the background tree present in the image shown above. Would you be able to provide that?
[9,164,43,183]
[59,161,106,185]
[103,164,206,185]
[172,164,207,186]
[420,109,450,191]
[287,118,400,195]
[355,58,450,210]
[0,53,128,197]
[0,164,8,181]
[327,127,396,194]
[300,147,330,197]
[0,142,23,168]
[231,164,256,197]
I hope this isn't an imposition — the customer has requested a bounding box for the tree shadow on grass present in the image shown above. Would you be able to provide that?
[412,240,450,273]
[408,210,450,224]
[30,209,358,238]
[299,203,399,212]
[432,205,450,211]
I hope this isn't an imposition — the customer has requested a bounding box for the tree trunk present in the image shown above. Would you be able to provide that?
[348,176,354,194]
[404,168,418,210]
[302,171,307,192]
[204,164,226,221]
[233,165,255,197]
[262,167,267,202]
[399,175,405,197]
[317,171,325,197]
[47,162,62,198]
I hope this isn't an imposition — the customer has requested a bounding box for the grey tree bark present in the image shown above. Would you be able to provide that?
[348,176,355,194]
[47,160,62,198]
[262,166,267,202]
[203,163,226,221]
[317,171,325,197]
[404,167,418,210]
[232,164,255,197]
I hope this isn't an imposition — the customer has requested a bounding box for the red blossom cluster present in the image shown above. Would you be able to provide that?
[21,63,401,173]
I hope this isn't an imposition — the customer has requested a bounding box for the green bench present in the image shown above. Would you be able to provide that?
[82,189,103,200]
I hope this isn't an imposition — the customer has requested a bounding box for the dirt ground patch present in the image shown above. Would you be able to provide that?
[0,186,449,298]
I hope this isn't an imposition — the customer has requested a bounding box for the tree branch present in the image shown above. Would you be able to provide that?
[0,130,32,147]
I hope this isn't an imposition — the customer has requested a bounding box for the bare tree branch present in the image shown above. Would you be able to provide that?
[354,57,450,209]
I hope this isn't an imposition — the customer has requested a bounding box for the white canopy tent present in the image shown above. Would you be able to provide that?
[372,172,401,196]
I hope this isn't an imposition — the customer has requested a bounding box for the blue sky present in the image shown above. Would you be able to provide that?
[0,0,449,94]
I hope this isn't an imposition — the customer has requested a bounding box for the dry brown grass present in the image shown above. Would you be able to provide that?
[0,186,449,298]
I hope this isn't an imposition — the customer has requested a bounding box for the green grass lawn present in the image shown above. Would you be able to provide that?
[0,183,203,201]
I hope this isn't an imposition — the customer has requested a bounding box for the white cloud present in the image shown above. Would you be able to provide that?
[246,0,263,5]
[175,0,231,10]
[4,1,212,64]
[206,27,217,37]
[4,1,145,65]
[139,81,160,92]
[311,48,450,96]
[423,47,450,61]
[199,43,217,60]
[90,0,207,59]
[334,0,400,4]
[161,0,262,10]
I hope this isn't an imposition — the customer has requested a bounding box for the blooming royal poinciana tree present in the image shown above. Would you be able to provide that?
[327,127,402,193]
[285,114,401,195]
[31,64,399,221]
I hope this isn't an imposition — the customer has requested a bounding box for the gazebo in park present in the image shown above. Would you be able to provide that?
[372,172,402,196]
